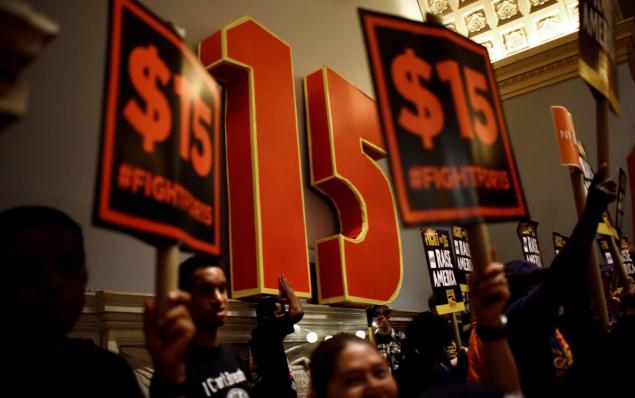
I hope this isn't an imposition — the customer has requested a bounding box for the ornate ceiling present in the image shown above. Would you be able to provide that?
[417,0,580,61]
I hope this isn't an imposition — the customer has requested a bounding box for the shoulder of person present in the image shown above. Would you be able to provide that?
[67,338,128,366]
[67,338,144,397]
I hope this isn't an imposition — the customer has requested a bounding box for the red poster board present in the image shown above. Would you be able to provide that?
[360,10,526,225]
[94,0,222,255]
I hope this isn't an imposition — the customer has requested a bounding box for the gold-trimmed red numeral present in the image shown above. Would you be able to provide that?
[305,67,403,305]
[198,18,311,298]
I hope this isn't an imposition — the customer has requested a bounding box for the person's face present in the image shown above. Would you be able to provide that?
[189,266,229,330]
[326,342,398,398]
[6,227,87,336]
[272,302,285,319]
[375,312,390,331]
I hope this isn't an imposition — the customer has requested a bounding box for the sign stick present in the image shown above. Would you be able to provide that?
[450,313,462,350]
[466,222,493,343]
[595,94,633,293]
[155,244,180,313]
[596,95,610,176]
[571,169,609,331]
[467,223,493,274]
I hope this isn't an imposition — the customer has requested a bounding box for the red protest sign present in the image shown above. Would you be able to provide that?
[360,10,526,225]
[94,0,222,255]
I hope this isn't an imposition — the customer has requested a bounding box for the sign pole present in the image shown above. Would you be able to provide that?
[596,95,610,176]
[450,313,462,350]
[467,222,493,274]
[155,244,180,313]
[595,94,633,294]
[571,169,609,332]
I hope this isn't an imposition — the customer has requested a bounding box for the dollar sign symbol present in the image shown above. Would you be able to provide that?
[123,45,172,153]
[391,48,444,150]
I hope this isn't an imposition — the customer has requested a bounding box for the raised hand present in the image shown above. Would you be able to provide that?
[586,164,617,215]
[470,263,510,328]
[144,290,195,384]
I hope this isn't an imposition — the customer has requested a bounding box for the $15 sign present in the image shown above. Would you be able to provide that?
[391,47,498,150]
[123,44,214,177]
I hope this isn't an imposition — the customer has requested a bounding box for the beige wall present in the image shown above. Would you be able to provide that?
[1,0,632,311]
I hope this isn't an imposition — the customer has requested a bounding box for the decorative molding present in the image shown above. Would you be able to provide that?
[493,0,522,26]
[494,18,635,100]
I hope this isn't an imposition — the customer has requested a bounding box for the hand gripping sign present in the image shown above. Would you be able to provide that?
[551,106,618,238]
[360,10,526,226]
[95,0,221,254]
[551,105,631,331]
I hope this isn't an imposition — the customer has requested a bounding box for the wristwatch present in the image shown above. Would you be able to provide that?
[475,314,508,341]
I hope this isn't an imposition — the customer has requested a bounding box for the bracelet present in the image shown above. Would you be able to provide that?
[475,315,507,341]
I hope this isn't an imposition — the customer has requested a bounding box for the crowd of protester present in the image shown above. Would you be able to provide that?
[3,166,635,397]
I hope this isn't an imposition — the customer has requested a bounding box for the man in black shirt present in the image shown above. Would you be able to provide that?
[146,255,251,397]
[373,305,405,372]
[250,275,304,397]
[1,206,144,397]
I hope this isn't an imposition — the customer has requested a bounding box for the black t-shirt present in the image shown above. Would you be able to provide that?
[374,328,405,372]
[5,338,143,397]
[151,343,251,398]
[249,317,295,397]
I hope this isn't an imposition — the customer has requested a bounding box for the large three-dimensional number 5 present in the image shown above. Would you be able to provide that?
[304,67,403,305]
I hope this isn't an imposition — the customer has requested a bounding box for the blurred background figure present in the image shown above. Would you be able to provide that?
[395,311,467,396]
[1,206,143,397]
[250,275,304,398]
[373,305,405,372]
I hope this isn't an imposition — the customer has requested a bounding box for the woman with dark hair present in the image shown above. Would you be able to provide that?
[309,333,398,398]
[309,263,521,398]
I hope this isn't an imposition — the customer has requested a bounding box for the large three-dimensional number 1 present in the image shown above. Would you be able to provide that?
[304,67,403,305]
[198,18,311,298]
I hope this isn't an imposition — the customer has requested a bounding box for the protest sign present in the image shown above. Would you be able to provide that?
[360,10,526,225]
[517,220,543,267]
[95,0,222,255]
[421,228,464,315]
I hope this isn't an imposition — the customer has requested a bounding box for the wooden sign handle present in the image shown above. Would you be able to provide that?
[450,313,463,350]
[596,96,610,177]
[155,244,180,314]
[467,222,493,274]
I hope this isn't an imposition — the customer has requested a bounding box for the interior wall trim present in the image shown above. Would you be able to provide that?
[494,18,635,100]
